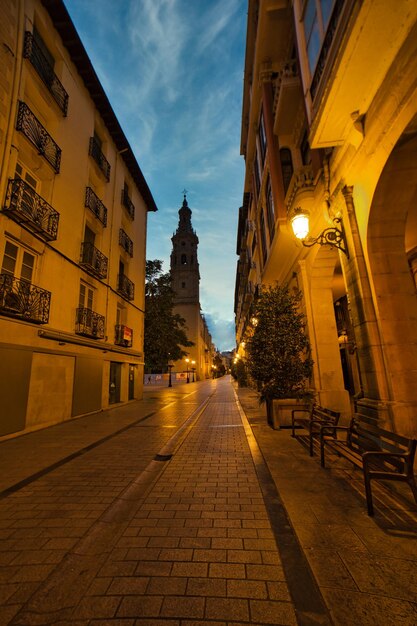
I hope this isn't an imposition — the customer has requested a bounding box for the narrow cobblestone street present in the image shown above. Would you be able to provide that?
[0,377,416,625]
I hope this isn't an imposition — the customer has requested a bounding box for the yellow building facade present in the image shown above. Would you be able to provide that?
[236,0,417,435]
[0,0,157,438]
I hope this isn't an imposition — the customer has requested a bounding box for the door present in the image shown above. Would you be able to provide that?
[109,362,121,404]
[128,364,136,400]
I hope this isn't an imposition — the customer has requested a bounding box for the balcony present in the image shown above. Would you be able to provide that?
[85,187,107,226]
[0,274,51,324]
[80,242,108,279]
[16,101,61,173]
[75,307,105,339]
[3,178,59,241]
[23,31,69,116]
[119,229,133,257]
[273,60,302,136]
[117,273,134,301]
[121,188,135,219]
[89,136,110,181]
[115,324,133,348]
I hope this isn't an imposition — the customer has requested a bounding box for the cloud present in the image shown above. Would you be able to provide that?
[204,312,236,352]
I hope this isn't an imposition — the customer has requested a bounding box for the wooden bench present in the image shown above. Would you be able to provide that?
[291,404,341,457]
[320,415,417,515]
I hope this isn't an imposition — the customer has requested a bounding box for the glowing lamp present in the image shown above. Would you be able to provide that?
[291,208,310,240]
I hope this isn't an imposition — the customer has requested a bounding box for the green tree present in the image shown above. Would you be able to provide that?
[144,260,193,373]
[213,352,226,377]
[246,283,313,403]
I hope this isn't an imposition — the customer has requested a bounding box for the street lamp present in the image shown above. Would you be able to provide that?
[290,207,349,258]
[185,358,190,383]
[212,365,217,379]
[167,363,173,388]
[191,360,196,382]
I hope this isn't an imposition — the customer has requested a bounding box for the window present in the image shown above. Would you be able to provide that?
[260,211,267,265]
[15,162,39,192]
[279,148,294,194]
[301,130,311,165]
[265,177,275,242]
[33,26,55,70]
[181,282,186,288]
[253,151,261,198]
[93,130,103,150]
[303,0,335,73]
[258,111,267,165]
[116,305,125,326]
[1,241,35,282]
[79,282,94,310]
[181,254,187,265]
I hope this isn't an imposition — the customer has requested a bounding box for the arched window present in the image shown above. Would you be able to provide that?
[181,282,186,288]
[280,147,293,194]
[181,254,187,265]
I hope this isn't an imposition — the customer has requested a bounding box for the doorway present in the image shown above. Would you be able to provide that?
[109,361,121,404]
[128,364,136,400]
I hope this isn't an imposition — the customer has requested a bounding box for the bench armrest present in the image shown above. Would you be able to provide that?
[320,425,350,434]
[362,451,407,458]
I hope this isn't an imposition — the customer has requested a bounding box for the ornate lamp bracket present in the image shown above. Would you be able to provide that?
[303,217,349,258]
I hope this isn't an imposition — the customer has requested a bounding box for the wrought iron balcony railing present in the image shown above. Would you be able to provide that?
[117,273,135,301]
[115,324,133,347]
[75,307,105,339]
[85,187,108,226]
[89,136,111,181]
[23,31,69,116]
[80,241,108,279]
[119,228,133,257]
[16,101,61,173]
[3,178,60,241]
[121,188,135,219]
[310,0,345,102]
[0,274,51,324]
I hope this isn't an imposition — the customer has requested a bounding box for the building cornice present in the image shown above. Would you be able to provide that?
[41,0,157,212]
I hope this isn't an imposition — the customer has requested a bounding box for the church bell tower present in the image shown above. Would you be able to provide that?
[170,194,200,304]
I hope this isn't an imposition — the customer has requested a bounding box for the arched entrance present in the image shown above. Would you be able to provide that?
[367,118,417,436]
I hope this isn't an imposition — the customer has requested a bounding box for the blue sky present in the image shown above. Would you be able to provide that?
[64,0,247,351]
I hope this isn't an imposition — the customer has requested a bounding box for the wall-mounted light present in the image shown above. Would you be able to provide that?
[290,207,349,258]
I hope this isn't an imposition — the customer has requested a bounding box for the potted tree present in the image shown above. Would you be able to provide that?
[246,283,314,428]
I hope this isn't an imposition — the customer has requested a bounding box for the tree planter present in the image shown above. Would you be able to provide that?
[266,398,309,429]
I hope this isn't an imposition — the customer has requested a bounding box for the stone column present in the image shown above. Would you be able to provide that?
[341,186,393,425]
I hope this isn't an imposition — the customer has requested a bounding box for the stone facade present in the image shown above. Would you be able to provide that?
[0,0,157,438]
[235,0,417,436]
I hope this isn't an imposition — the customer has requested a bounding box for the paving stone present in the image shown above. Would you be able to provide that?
[249,599,297,625]
[205,597,249,621]
[186,577,226,597]
[116,596,163,618]
[72,596,121,619]
[208,563,246,579]
[246,564,286,581]
[170,562,208,578]
[322,588,417,626]
[227,579,268,599]
[135,561,172,577]
[160,596,205,619]
[107,577,149,595]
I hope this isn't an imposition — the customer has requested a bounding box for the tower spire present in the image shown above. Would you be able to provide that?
[176,191,194,234]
